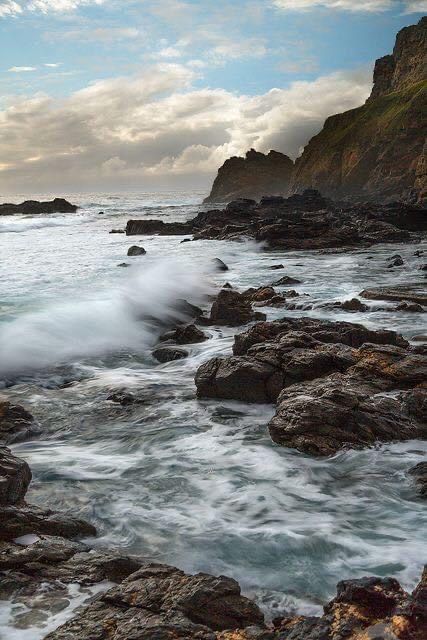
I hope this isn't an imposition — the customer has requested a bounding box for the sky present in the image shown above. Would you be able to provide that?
[0,0,425,194]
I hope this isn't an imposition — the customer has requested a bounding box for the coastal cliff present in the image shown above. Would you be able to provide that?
[204,149,294,203]
[206,17,427,203]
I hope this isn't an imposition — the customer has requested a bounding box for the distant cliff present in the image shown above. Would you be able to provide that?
[204,149,294,203]
[206,17,427,204]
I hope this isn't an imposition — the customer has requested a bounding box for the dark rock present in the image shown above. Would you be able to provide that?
[360,284,427,305]
[409,461,427,497]
[0,399,41,444]
[213,258,229,272]
[110,229,125,234]
[0,447,31,506]
[153,347,189,363]
[387,255,404,268]
[272,276,302,286]
[0,198,77,216]
[107,391,136,406]
[420,263,427,270]
[414,250,424,256]
[0,503,97,541]
[161,324,208,345]
[127,245,146,256]
[209,289,258,326]
[204,149,294,203]
[181,237,192,243]
[327,298,369,312]
[117,262,130,267]
[396,301,425,312]
[98,211,104,215]
[126,219,193,235]
[269,264,284,270]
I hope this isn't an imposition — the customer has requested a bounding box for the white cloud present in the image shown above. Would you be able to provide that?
[0,1,22,17]
[272,0,394,11]
[403,1,427,12]
[8,66,37,72]
[44,62,61,67]
[0,63,371,191]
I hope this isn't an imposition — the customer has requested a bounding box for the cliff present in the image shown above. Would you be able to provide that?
[204,149,294,203]
[206,17,427,204]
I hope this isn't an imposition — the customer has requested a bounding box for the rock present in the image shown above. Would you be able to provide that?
[269,264,284,270]
[209,290,261,326]
[161,324,208,345]
[324,298,369,312]
[204,149,294,203]
[126,219,193,235]
[387,255,404,268]
[117,262,130,267]
[47,562,264,639]
[409,461,427,497]
[272,276,302,286]
[0,447,31,506]
[420,263,427,270]
[0,536,88,572]
[414,250,424,256]
[152,347,189,363]
[213,258,229,272]
[0,198,77,216]
[107,391,136,406]
[181,237,192,243]
[0,399,41,444]
[98,211,104,215]
[110,229,125,234]
[289,18,427,203]
[127,245,146,256]
[0,503,97,541]
[361,284,427,305]
[396,302,425,312]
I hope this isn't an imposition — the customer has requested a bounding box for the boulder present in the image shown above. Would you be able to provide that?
[0,447,31,506]
[161,324,208,345]
[127,245,146,256]
[209,289,263,326]
[153,347,189,363]
[213,258,229,272]
[409,461,427,497]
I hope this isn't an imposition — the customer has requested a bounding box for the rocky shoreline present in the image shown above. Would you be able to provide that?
[125,190,426,251]
[0,199,77,216]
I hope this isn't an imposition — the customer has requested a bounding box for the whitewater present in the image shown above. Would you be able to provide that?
[0,191,426,638]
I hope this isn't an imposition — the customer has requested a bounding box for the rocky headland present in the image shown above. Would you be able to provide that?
[204,17,427,205]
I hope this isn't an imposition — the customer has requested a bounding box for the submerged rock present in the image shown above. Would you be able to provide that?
[161,324,208,344]
[409,461,427,497]
[152,347,189,363]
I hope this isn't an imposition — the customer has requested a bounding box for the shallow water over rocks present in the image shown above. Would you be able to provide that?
[0,191,426,636]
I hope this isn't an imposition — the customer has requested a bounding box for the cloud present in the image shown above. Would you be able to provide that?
[8,66,37,72]
[44,62,61,67]
[0,1,22,17]
[403,1,427,12]
[272,0,393,11]
[0,62,371,192]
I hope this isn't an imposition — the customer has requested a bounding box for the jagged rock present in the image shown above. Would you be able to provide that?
[127,245,146,256]
[213,258,229,272]
[204,149,294,203]
[0,198,77,216]
[153,347,189,363]
[409,461,427,497]
[0,399,41,444]
[323,298,369,312]
[0,503,97,541]
[271,276,302,286]
[161,324,208,344]
[209,290,265,327]
[0,447,31,506]
[396,301,425,312]
[126,219,193,235]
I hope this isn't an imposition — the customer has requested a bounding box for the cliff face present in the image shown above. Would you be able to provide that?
[206,17,426,204]
[290,17,427,202]
[204,149,294,203]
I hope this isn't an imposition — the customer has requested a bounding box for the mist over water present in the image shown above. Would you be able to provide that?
[1,191,426,637]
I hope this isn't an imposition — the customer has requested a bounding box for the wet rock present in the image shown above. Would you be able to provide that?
[209,290,262,327]
[339,298,369,312]
[153,347,189,363]
[0,503,97,541]
[213,258,229,272]
[360,284,427,305]
[107,391,136,406]
[0,447,31,506]
[127,245,146,256]
[396,301,425,312]
[271,276,302,286]
[126,219,193,235]
[47,562,264,639]
[420,263,427,270]
[0,536,88,571]
[269,264,284,270]
[409,461,427,497]
[161,324,208,345]
[181,237,192,243]
[387,254,404,268]
[0,399,41,444]
[109,229,125,234]
[0,198,77,216]
[117,262,130,267]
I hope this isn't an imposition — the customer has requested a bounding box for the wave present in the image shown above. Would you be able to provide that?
[0,258,211,376]
[0,214,90,234]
